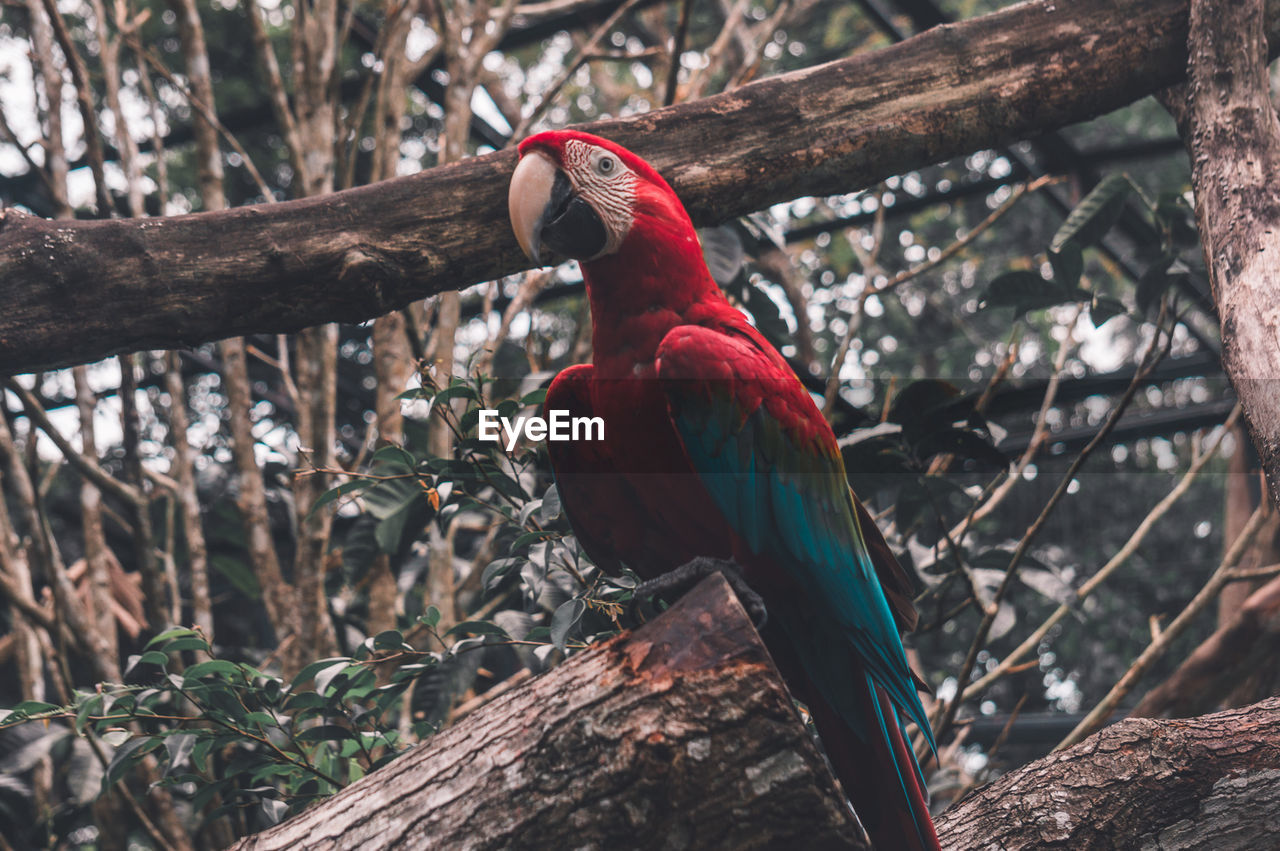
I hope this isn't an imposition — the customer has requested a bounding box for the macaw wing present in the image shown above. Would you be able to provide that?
[655,322,934,751]
[544,364,647,574]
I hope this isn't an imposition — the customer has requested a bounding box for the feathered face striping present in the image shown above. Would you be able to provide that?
[508,133,642,264]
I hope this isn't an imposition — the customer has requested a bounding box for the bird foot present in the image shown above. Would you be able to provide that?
[630,556,768,630]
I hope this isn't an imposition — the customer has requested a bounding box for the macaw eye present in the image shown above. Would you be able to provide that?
[595,155,616,176]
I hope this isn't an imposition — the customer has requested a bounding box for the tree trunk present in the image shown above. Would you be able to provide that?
[1161,0,1280,507]
[228,574,869,850]
[7,0,1280,373]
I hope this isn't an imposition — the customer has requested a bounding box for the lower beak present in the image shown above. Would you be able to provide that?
[508,151,610,264]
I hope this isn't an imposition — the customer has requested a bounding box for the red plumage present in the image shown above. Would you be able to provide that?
[515,130,938,850]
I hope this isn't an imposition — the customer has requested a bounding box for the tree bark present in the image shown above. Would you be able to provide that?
[934,697,1280,850]
[1161,0,1280,506]
[227,574,869,850]
[6,0,1280,373]
[223,573,1280,851]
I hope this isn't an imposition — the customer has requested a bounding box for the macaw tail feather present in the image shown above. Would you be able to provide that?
[805,674,940,851]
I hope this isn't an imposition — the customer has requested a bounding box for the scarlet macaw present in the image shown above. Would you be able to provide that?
[508,129,939,850]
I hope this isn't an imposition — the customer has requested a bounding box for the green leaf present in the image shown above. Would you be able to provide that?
[916,428,1008,468]
[295,724,358,743]
[1136,255,1179,315]
[146,627,200,649]
[182,659,240,683]
[886,380,961,432]
[307,479,374,520]
[105,736,160,786]
[418,606,441,629]
[315,663,362,697]
[517,498,543,528]
[1048,241,1083,290]
[481,557,522,591]
[539,484,562,525]
[363,471,430,556]
[292,658,353,690]
[283,692,328,712]
[981,271,1076,313]
[519,388,548,407]
[163,733,197,776]
[550,599,586,652]
[1050,174,1132,252]
[210,554,261,599]
[372,630,405,651]
[894,481,930,532]
[444,620,511,639]
[124,650,168,678]
[508,530,552,554]
[74,694,104,734]
[370,445,416,468]
[1090,295,1127,327]
[8,700,59,717]
[433,382,479,405]
[163,636,213,655]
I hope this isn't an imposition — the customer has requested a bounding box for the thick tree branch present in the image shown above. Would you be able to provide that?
[4,0,1280,373]
[227,574,869,850]
[220,573,1280,849]
[935,697,1280,849]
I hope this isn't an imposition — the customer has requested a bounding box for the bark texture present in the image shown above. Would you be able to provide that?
[934,697,1280,850]
[221,575,1280,850]
[227,574,868,850]
[6,0,1280,372]
[1164,0,1280,506]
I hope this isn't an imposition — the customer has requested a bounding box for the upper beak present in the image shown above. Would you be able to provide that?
[508,150,560,265]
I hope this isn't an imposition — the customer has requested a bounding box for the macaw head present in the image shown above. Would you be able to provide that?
[508,130,694,266]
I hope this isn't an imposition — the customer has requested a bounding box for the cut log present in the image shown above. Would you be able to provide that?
[227,574,868,850]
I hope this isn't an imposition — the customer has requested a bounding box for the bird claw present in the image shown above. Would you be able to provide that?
[628,556,768,630]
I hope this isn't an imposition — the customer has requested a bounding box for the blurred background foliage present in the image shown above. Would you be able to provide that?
[0,0,1269,847]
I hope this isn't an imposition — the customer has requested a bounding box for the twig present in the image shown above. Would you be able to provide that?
[962,402,1242,702]
[130,42,276,199]
[936,305,1176,743]
[663,0,694,105]
[38,0,113,214]
[947,309,1080,541]
[510,0,647,139]
[4,379,144,510]
[823,176,1058,414]
[1226,561,1280,582]
[0,105,57,199]
[244,0,309,190]
[1056,499,1272,751]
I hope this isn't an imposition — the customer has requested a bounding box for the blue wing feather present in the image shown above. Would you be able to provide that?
[657,323,936,760]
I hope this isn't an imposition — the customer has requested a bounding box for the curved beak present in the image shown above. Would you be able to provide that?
[508,150,559,265]
[508,149,610,264]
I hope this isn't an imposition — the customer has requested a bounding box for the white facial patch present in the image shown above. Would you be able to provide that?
[562,138,636,257]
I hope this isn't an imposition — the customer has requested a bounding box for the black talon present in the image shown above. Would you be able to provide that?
[628,556,769,630]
